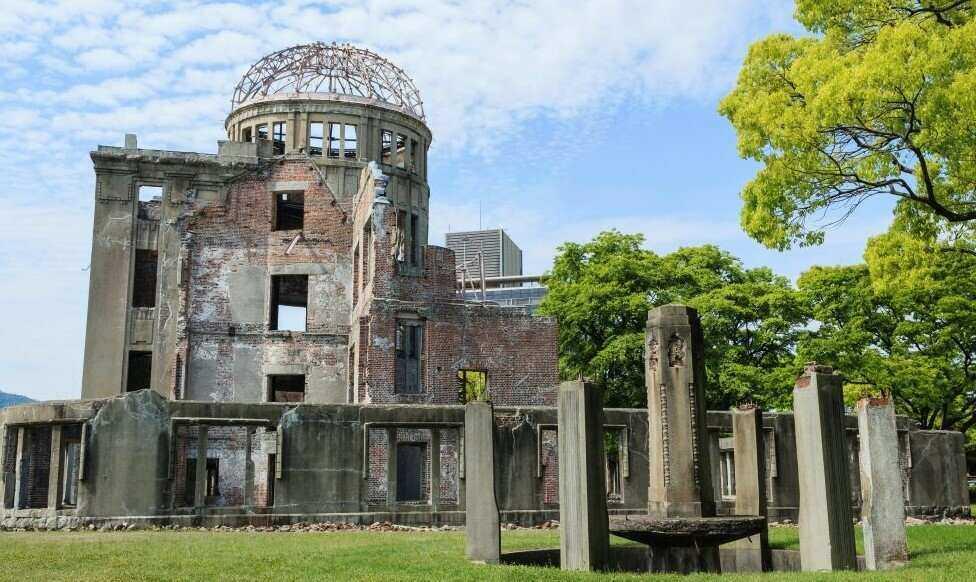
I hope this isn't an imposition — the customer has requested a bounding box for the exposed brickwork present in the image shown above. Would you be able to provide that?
[541,429,559,506]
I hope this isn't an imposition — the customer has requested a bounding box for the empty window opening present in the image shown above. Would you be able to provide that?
[328,122,341,158]
[138,185,163,202]
[241,127,253,143]
[270,275,308,332]
[396,443,425,502]
[274,191,304,231]
[605,431,622,503]
[60,425,82,508]
[362,218,372,286]
[309,122,323,156]
[272,122,286,155]
[344,124,358,159]
[132,249,158,308]
[410,213,420,265]
[269,374,306,403]
[205,458,220,498]
[410,139,418,170]
[126,350,152,392]
[19,426,52,509]
[266,454,276,506]
[256,124,269,141]
[381,130,393,164]
[457,370,487,403]
[395,320,423,394]
[395,134,407,168]
[720,450,736,498]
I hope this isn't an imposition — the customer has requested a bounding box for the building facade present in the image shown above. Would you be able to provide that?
[80,43,557,408]
[445,229,523,280]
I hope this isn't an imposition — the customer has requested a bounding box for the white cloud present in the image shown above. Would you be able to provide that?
[0,0,801,399]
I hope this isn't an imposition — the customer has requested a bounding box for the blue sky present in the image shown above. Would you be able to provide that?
[0,1,894,401]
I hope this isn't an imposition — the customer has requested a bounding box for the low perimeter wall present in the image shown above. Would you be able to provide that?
[0,390,969,529]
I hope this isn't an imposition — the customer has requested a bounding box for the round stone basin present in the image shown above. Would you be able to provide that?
[609,515,766,547]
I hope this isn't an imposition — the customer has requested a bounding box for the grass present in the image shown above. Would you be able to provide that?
[0,524,974,581]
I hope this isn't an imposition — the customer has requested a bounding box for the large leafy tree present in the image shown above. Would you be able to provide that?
[797,233,976,431]
[537,231,805,408]
[720,1,976,251]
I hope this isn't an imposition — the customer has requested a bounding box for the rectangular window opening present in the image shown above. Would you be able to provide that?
[138,185,163,202]
[256,124,268,142]
[241,127,253,143]
[60,425,82,508]
[328,122,341,158]
[605,431,623,503]
[410,139,418,170]
[456,369,487,403]
[395,320,423,394]
[272,122,286,155]
[395,134,407,168]
[270,274,308,332]
[381,130,393,164]
[274,191,304,231]
[396,443,425,502]
[720,450,736,498]
[205,458,220,498]
[132,249,158,308]
[126,350,152,392]
[269,374,306,403]
[309,122,323,156]
[410,213,420,266]
[343,124,358,159]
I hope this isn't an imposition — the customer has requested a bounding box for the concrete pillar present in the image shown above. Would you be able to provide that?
[430,429,441,511]
[793,364,857,572]
[464,402,500,564]
[857,398,908,570]
[558,380,609,572]
[47,425,63,510]
[244,427,255,506]
[12,427,25,509]
[646,304,715,518]
[386,427,397,506]
[732,405,771,572]
[194,425,208,509]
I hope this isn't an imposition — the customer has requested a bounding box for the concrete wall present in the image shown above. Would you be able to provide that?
[0,394,967,528]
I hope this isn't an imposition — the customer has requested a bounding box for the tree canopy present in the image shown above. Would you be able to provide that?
[536,231,805,409]
[720,1,976,251]
[539,229,976,434]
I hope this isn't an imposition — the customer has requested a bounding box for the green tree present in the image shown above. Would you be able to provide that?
[537,231,805,408]
[797,235,976,431]
[720,1,976,251]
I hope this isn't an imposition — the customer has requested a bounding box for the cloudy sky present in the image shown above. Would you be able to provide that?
[0,1,893,401]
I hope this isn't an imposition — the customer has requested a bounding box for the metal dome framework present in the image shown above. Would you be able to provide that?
[232,43,425,119]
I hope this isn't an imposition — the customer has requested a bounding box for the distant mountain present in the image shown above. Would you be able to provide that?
[0,390,34,409]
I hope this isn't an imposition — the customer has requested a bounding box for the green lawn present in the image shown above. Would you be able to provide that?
[0,525,974,581]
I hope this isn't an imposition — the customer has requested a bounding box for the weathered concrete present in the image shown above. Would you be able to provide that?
[557,381,609,571]
[857,398,908,570]
[793,364,857,572]
[645,305,715,518]
[908,429,970,516]
[731,405,771,571]
[464,402,500,564]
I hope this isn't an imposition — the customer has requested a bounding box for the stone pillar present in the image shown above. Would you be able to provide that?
[857,398,908,570]
[558,380,609,571]
[47,425,63,510]
[194,425,209,510]
[732,405,771,572]
[646,305,715,518]
[464,402,500,564]
[793,364,857,572]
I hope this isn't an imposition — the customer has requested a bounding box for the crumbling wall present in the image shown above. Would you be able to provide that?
[181,161,353,403]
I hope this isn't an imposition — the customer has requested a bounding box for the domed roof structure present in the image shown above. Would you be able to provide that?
[232,42,425,119]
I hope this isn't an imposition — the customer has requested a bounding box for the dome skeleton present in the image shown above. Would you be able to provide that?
[232,42,425,119]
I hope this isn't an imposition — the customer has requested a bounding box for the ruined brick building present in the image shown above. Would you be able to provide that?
[80,42,558,407]
[0,44,969,529]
